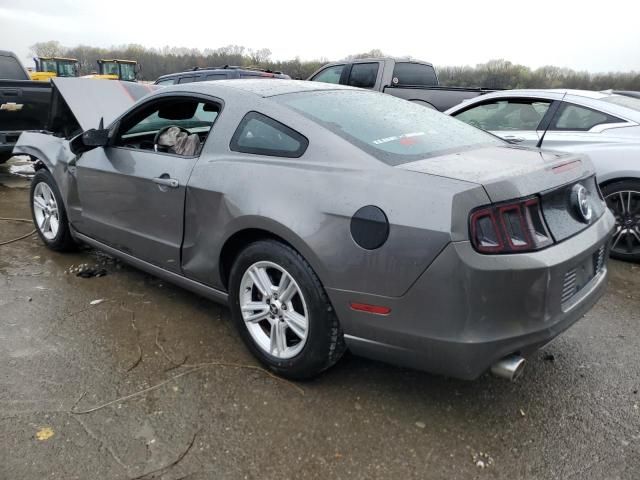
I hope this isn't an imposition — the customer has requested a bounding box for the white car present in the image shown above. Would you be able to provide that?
[446,90,640,261]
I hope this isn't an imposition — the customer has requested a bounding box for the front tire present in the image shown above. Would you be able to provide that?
[30,169,77,251]
[228,240,345,379]
[602,180,640,262]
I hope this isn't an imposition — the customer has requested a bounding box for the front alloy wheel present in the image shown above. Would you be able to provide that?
[33,182,60,241]
[30,169,76,251]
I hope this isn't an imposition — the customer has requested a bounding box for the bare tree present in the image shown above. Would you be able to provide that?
[29,41,65,58]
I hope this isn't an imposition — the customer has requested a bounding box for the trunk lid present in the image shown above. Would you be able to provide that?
[397,145,594,203]
[398,144,606,244]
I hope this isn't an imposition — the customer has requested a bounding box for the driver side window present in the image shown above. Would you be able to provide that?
[114,98,220,157]
[455,99,551,131]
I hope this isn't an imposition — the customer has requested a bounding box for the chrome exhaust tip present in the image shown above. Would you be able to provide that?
[491,354,526,381]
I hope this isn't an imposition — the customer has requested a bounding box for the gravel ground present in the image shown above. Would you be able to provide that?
[0,158,638,479]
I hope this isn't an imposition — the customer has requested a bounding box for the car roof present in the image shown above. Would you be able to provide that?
[160,78,358,98]
[156,67,287,81]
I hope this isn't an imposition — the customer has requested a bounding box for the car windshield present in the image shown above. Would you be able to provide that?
[58,62,76,77]
[120,63,136,81]
[601,95,640,113]
[276,90,502,165]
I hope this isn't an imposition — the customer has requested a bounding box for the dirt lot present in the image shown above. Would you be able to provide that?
[1,159,638,479]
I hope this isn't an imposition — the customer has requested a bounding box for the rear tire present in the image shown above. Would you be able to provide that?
[228,240,346,379]
[30,169,77,252]
[602,179,640,262]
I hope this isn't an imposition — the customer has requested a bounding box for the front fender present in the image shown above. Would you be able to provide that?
[13,131,77,209]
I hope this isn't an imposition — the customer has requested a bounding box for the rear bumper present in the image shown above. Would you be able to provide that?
[327,210,615,379]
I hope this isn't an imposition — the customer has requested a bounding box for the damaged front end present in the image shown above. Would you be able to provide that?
[13,77,158,189]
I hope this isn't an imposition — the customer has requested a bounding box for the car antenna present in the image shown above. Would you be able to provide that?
[98,117,104,130]
[536,92,567,149]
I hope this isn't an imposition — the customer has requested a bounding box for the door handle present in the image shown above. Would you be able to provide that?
[152,176,179,188]
[504,136,525,144]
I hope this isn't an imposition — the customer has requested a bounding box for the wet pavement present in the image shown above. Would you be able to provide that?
[0,157,638,479]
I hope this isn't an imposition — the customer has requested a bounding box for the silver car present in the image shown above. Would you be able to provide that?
[15,79,614,381]
[446,89,640,261]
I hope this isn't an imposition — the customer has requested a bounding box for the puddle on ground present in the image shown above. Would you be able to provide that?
[0,156,34,188]
[5,155,35,177]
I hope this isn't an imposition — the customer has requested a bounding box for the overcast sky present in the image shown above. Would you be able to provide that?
[1,0,639,72]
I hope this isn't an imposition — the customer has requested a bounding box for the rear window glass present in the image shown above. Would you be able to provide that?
[392,63,438,86]
[550,103,623,131]
[600,95,640,113]
[276,90,502,165]
[347,63,379,89]
[230,111,308,158]
[0,55,28,80]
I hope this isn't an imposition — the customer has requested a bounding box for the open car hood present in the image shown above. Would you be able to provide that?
[51,78,158,132]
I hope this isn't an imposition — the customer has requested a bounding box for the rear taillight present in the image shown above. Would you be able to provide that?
[470,197,553,254]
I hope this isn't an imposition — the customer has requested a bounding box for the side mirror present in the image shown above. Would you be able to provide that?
[83,128,109,146]
[69,128,110,155]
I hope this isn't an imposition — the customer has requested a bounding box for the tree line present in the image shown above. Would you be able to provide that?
[30,41,640,90]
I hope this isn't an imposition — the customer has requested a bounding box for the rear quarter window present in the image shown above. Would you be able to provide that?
[550,103,624,131]
[230,111,308,158]
[205,73,228,81]
[392,62,438,86]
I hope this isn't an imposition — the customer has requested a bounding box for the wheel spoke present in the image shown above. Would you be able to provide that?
[42,215,51,233]
[283,310,307,340]
[241,302,270,323]
[33,196,47,211]
[278,273,296,303]
[249,266,273,298]
[270,321,287,356]
[611,229,625,250]
[49,216,59,236]
[619,192,627,215]
[626,231,634,253]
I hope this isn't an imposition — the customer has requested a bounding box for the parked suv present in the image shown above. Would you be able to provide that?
[155,66,290,85]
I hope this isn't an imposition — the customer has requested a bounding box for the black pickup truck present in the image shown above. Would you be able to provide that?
[0,50,50,163]
[308,57,492,111]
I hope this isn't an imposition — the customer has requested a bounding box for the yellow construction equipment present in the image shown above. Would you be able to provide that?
[89,59,138,82]
[30,57,79,81]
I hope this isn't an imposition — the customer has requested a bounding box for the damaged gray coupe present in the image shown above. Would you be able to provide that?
[15,78,615,380]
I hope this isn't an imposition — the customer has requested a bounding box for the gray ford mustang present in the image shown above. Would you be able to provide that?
[15,78,615,381]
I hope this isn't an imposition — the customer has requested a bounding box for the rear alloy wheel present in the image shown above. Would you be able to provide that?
[229,240,345,379]
[603,180,640,262]
[30,169,77,251]
[240,260,309,359]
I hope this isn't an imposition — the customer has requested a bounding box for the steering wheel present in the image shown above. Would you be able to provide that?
[153,125,191,152]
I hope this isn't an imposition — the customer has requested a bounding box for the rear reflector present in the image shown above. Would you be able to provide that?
[350,303,391,315]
